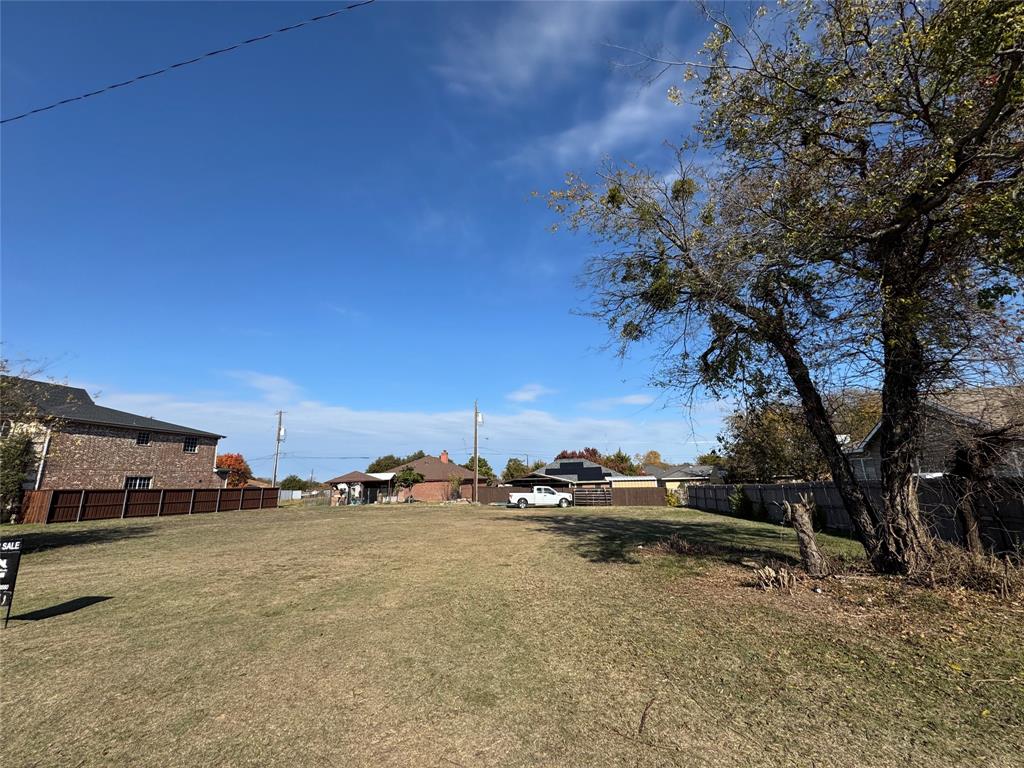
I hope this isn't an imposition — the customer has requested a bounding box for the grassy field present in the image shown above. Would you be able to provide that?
[2,504,1022,767]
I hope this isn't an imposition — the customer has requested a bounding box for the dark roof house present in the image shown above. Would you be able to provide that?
[846,386,1024,481]
[2,376,224,490]
[507,458,620,487]
[2,377,223,438]
[644,463,714,482]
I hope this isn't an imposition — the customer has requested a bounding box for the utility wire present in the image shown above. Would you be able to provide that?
[1,0,376,125]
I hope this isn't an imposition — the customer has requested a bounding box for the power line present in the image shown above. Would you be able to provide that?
[1,0,376,125]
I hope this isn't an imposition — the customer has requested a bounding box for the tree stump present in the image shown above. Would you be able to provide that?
[783,493,830,578]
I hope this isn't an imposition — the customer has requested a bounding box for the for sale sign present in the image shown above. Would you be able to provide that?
[1,538,23,626]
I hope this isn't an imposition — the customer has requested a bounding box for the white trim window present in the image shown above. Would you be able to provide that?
[124,476,152,490]
[183,436,199,453]
[136,431,151,446]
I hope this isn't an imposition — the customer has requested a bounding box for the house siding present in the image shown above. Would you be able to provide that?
[609,478,658,488]
[851,410,1024,481]
[38,422,220,489]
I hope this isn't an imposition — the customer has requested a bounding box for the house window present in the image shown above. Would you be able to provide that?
[183,436,198,453]
[136,431,150,446]
[124,476,152,490]
[0,419,12,439]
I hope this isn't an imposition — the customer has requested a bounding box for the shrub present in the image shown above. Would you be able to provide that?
[0,432,36,523]
[728,488,755,520]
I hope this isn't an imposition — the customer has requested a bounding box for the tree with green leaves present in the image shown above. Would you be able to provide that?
[463,456,495,481]
[549,0,1024,574]
[0,432,36,522]
[501,458,529,482]
[717,393,882,482]
[393,467,425,495]
[279,474,312,491]
[367,451,426,474]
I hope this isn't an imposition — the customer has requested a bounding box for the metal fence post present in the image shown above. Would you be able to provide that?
[216,487,222,512]
[120,490,129,519]
[189,489,196,515]
[238,489,244,510]
[75,489,86,522]
[157,489,165,517]
[259,488,265,508]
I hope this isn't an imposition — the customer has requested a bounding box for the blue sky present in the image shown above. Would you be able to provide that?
[2,1,726,480]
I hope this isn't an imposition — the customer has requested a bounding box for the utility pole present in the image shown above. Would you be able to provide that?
[473,400,480,503]
[272,410,285,487]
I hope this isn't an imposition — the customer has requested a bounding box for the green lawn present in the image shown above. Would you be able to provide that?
[3,505,1021,767]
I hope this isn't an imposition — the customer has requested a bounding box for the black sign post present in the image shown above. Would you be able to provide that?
[0,538,23,628]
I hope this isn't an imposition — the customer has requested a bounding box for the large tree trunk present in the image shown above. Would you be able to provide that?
[956,477,985,554]
[877,256,935,574]
[784,493,830,577]
[772,333,890,566]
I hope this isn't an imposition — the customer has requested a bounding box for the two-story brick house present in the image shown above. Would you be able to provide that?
[2,377,224,490]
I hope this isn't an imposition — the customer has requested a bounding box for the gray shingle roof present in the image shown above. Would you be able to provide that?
[2,377,224,438]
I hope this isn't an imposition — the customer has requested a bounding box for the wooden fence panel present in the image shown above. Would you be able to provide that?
[50,490,84,523]
[477,486,512,505]
[218,489,243,511]
[162,489,193,516]
[125,490,161,518]
[193,489,220,513]
[20,490,53,524]
[611,487,667,506]
[573,488,612,506]
[81,490,125,521]
[240,488,262,510]
[17,487,280,525]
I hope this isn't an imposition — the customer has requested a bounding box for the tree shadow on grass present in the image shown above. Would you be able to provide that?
[5,525,154,554]
[499,513,800,565]
[10,596,113,622]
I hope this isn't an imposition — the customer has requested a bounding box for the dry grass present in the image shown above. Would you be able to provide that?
[2,504,1022,767]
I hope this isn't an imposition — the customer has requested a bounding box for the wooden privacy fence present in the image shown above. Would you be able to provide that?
[611,487,667,506]
[20,487,280,525]
[687,479,1024,553]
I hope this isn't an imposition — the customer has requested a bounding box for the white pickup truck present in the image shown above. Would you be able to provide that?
[508,486,573,509]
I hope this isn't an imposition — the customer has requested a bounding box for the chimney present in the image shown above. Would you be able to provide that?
[440,450,449,464]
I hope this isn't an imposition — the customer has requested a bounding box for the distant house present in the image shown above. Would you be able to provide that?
[507,458,657,488]
[846,387,1024,481]
[324,471,399,505]
[1,377,224,490]
[644,463,714,490]
[389,450,476,502]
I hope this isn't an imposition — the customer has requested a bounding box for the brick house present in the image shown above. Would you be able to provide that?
[391,450,476,502]
[2,377,224,490]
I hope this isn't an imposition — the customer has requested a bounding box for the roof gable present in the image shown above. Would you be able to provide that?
[538,459,615,483]
[390,454,474,482]
[2,376,224,438]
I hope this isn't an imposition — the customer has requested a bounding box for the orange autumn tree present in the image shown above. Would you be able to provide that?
[216,453,253,487]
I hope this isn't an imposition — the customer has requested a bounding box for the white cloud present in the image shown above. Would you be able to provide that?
[435,2,624,101]
[513,80,695,168]
[223,371,299,403]
[92,373,724,480]
[583,393,657,410]
[506,383,556,403]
